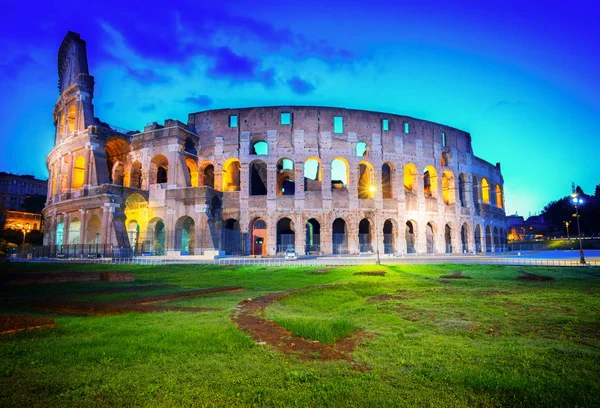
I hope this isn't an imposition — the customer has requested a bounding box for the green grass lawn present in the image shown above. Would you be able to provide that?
[1,263,599,407]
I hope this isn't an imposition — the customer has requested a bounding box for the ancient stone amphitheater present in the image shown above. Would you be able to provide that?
[43,32,507,257]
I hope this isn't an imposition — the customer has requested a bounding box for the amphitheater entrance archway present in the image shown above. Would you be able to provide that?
[426,222,436,254]
[358,218,372,252]
[148,218,165,255]
[68,217,81,245]
[474,225,482,253]
[305,218,320,253]
[383,219,395,254]
[127,220,139,251]
[405,221,416,254]
[445,223,452,253]
[251,218,267,256]
[56,222,64,247]
[222,219,241,255]
[332,218,348,254]
[485,226,492,252]
[493,227,500,252]
[85,216,102,245]
[276,217,295,253]
[461,224,469,253]
[175,216,195,255]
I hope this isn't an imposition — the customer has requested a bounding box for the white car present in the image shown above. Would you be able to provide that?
[284,249,298,260]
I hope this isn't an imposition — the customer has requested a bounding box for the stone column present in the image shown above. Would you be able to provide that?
[295,215,305,255]
[63,212,71,246]
[80,209,88,246]
[102,204,111,246]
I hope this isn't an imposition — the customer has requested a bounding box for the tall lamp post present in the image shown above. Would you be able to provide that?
[564,221,570,239]
[571,190,585,264]
[369,185,381,265]
[17,222,31,245]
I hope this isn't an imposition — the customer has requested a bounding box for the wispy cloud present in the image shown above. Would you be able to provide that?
[287,76,315,95]
[184,95,212,108]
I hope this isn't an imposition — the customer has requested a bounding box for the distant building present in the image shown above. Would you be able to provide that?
[4,210,43,232]
[507,214,548,240]
[0,172,48,227]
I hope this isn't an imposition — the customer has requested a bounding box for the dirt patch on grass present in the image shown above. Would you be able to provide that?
[307,268,332,275]
[1,271,134,286]
[0,314,56,335]
[27,286,243,316]
[367,290,414,303]
[517,271,556,282]
[354,271,386,276]
[439,271,472,279]
[474,289,513,296]
[231,289,369,368]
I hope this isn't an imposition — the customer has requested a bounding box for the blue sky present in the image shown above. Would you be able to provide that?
[1,0,599,217]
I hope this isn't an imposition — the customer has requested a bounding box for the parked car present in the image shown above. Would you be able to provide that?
[284,248,297,260]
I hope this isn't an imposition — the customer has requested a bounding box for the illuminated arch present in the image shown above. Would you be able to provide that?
[151,154,169,184]
[382,162,394,199]
[186,157,199,187]
[200,162,215,188]
[441,169,455,205]
[68,217,81,244]
[404,163,418,191]
[357,161,374,199]
[277,158,295,196]
[86,215,102,245]
[250,218,268,255]
[423,166,438,197]
[481,178,490,204]
[223,158,241,191]
[72,155,85,189]
[67,105,76,133]
[495,184,503,209]
[331,157,349,190]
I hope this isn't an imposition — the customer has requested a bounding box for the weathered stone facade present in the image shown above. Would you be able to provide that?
[43,32,507,257]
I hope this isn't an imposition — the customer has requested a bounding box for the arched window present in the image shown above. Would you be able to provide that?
[151,155,169,184]
[184,137,197,155]
[496,185,503,209]
[481,178,490,204]
[203,164,215,188]
[130,161,142,189]
[382,163,393,199]
[250,160,267,196]
[442,170,455,205]
[423,166,438,197]
[331,158,348,190]
[304,158,321,192]
[186,157,199,187]
[357,162,374,199]
[72,156,85,189]
[404,163,418,191]
[458,173,467,207]
[277,158,295,196]
[67,105,76,133]
[223,159,241,191]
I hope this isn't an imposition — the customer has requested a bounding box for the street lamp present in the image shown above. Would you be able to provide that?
[17,222,31,245]
[369,185,381,264]
[571,192,585,264]
[564,221,570,239]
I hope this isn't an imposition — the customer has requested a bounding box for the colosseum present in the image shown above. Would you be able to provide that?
[43,32,507,258]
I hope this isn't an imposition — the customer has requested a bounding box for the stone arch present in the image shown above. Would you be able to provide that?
[175,216,195,255]
[151,154,169,184]
[67,104,76,133]
[485,225,492,252]
[56,221,64,247]
[223,158,241,191]
[249,159,267,196]
[105,138,130,184]
[493,226,500,252]
[305,218,321,253]
[382,162,394,199]
[423,166,438,198]
[332,218,348,254]
[276,217,295,252]
[426,221,436,254]
[405,220,417,254]
[147,217,166,255]
[441,151,452,167]
[383,219,397,254]
[331,158,349,190]
[186,157,199,187]
[112,161,125,186]
[184,137,197,156]
[474,224,483,253]
[250,218,267,255]
[200,162,215,188]
[404,163,418,191]
[304,157,321,192]
[68,217,81,245]
[481,178,490,204]
[458,173,468,207]
[358,218,373,252]
[496,185,504,209]
[72,155,85,189]
[222,218,241,255]
[85,215,102,245]
[357,161,375,199]
[442,169,456,205]
[277,158,295,196]
[444,223,453,253]
[130,161,142,189]
[127,220,140,251]
[461,223,470,253]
